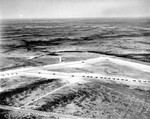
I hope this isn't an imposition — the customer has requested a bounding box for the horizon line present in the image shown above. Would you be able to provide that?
[1,16,150,21]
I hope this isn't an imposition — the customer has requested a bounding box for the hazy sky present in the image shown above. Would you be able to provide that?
[0,0,150,19]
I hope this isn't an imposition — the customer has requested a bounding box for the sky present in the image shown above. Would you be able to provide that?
[0,0,150,19]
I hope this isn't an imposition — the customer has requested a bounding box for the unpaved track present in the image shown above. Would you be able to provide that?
[22,83,73,108]
[1,56,150,76]
[24,70,150,87]
[0,57,150,118]
[0,56,150,87]
[0,105,91,119]
[1,70,150,88]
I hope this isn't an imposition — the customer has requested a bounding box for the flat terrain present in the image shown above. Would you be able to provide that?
[0,54,150,119]
[0,19,150,119]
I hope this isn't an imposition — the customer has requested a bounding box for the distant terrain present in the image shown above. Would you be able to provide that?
[1,18,150,68]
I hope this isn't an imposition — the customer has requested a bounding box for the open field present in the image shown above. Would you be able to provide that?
[1,81,150,119]
[45,57,150,80]
[0,55,150,119]
[0,18,150,119]
[0,76,68,107]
